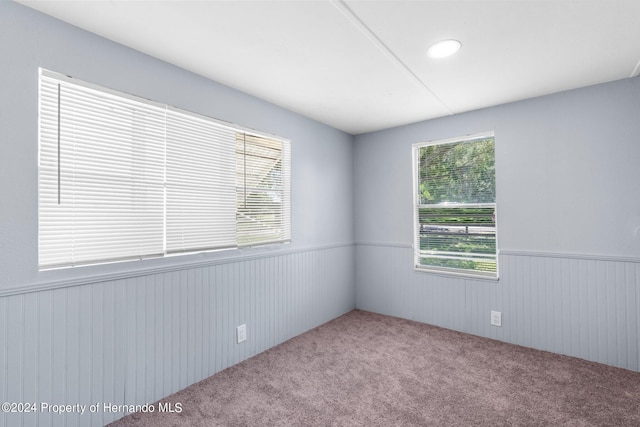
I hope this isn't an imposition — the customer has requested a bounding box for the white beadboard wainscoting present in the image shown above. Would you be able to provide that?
[0,244,355,427]
[355,242,639,372]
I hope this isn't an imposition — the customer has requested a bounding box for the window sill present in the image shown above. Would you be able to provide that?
[414,265,499,281]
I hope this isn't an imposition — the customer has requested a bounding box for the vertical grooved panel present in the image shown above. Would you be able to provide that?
[214,265,223,375]
[112,281,126,420]
[78,285,91,425]
[202,268,211,379]
[124,278,136,407]
[51,289,66,427]
[0,297,5,427]
[90,284,103,426]
[23,293,37,427]
[4,295,23,427]
[626,263,638,370]
[36,292,52,427]
[102,282,116,426]
[153,275,164,401]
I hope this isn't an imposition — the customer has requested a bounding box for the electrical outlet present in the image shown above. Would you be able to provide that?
[237,324,247,343]
[490,311,502,327]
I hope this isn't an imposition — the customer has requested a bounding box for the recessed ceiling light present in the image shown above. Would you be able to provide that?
[427,39,461,59]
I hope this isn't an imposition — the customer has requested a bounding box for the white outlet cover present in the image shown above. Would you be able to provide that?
[490,311,502,327]
[237,324,247,343]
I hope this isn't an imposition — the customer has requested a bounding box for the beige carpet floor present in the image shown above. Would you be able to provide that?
[109,309,640,426]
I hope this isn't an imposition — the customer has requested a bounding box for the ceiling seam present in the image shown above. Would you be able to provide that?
[328,0,454,116]
[631,58,640,78]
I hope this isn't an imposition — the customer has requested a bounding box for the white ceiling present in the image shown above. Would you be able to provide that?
[17,0,640,135]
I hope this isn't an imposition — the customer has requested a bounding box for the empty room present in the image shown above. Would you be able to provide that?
[1,1,640,426]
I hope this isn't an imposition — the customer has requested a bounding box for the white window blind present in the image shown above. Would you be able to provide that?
[413,133,497,278]
[236,133,291,246]
[39,71,166,268]
[166,109,237,253]
[39,69,291,269]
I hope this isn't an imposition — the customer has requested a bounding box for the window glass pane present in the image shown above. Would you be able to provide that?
[236,133,291,246]
[414,135,497,277]
[418,137,495,205]
[418,207,496,274]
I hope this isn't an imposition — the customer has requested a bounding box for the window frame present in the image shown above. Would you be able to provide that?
[38,68,291,270]
[412,132,498,280]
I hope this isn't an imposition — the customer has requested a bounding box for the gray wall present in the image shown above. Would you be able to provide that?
[0,3,355,426]
[355,76,640,371]
[2,1,640,426]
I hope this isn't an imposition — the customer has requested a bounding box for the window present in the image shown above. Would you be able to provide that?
[236,133,291,247]
[413,133,497,278]
[38,69,290,269]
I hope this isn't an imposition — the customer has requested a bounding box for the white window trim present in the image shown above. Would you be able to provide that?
[412,131,498,280]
